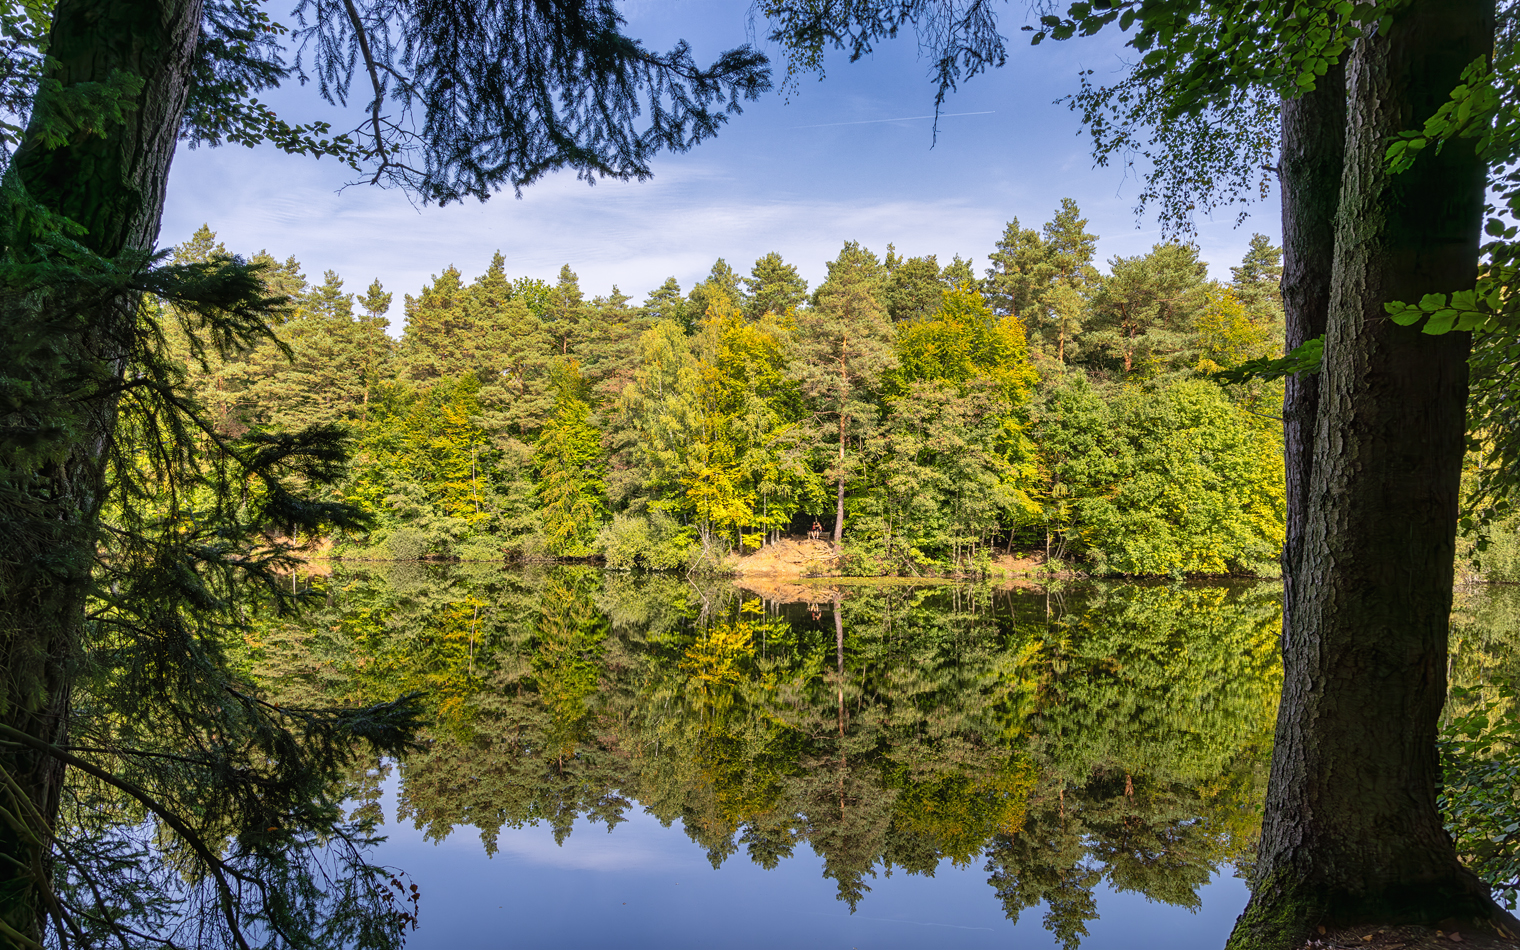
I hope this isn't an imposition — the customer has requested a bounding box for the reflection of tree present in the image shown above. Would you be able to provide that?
[250,568,1280,946]
[985,582,1281,949]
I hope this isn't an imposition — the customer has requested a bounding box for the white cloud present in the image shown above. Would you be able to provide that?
[158,0,1280,325]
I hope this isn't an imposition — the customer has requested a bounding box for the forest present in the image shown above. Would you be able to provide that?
[5,0,1513,947]
[170,200,1288,578]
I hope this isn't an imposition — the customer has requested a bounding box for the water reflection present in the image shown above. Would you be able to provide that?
[250,566,1282,948]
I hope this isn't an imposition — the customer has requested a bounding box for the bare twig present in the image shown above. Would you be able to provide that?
[340,0,391,176]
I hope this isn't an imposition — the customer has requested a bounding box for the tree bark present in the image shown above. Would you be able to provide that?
[1278,60,1345,656]
[835,341,848,546]
[0,0,203,939]
[1231,2,1511,945]
[834,420,846,546]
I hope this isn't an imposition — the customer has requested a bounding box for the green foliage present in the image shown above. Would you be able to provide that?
[50,0,774,201]
[1218,337,1323,386]
[1085,242,1209,376]
[881,248,955,323]
[744,251,809,319]
[688,257,745,321]
[1443,585,1520,910]
[535,365,607,557]
[1036,375,1285,576]
[892,286,1037,402]
[598,510,697,570]
[847,286,1042,571]
[1441,682,1520,909]
[1193,289,1276,371]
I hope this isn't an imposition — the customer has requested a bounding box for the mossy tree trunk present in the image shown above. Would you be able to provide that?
[1231,2,1511,945]
[0,0,202,941]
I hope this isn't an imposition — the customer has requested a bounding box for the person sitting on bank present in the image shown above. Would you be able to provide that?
[809,521,821,540]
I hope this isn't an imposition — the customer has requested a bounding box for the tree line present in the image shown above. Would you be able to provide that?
[171,200,1287,577]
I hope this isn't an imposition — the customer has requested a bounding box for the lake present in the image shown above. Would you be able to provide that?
[246,565,1514,949]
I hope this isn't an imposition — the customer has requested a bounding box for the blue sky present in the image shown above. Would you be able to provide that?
[159,0,1282,321]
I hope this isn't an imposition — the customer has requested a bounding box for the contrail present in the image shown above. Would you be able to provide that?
[789,110,995,129]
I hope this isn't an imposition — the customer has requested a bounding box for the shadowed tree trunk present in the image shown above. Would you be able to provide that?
[1278,60,1344,655]
[1231,2,1513,945]
[0,0,203,940]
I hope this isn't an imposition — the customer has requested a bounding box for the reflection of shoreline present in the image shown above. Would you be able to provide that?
[731,575,966,604]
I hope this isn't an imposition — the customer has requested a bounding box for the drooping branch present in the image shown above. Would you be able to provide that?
[0,723,257,950]
[339,0,390,174]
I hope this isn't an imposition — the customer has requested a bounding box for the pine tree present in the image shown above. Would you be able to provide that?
[1044,283,1087,365]
[400,266,470,381]
[360,279,393,321]
[983,218,1052,321]
[795,242,896,544]
[1042,198,1099,288]
[546,264,591,357]
[941,253,977,287]
[1229,233,1285,326]
[744,251,809,319]
[580,286,651,402]
[641,277,690,332]
[174,223,227,263]
[882,251,946,322]
[1084,243,1209,375]
[252,252,309,321]
[688,258,745,321]
[352,281,396,426]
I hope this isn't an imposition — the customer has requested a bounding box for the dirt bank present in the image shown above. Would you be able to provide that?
[729,538,843,577]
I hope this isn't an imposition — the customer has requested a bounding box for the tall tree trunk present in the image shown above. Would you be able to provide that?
[0,0,202,939]
[1230,2,1509,945]
[1278,61,1345,656]
[834,412,846,545]
[834,339,849,546]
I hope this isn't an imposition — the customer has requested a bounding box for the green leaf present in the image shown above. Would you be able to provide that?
[1217,336,1323,385]
[1456,311,1488,332]
[1423,309,1459,335]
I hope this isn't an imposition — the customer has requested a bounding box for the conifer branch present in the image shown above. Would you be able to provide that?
[0,723,259,950]
[340,0,391,175]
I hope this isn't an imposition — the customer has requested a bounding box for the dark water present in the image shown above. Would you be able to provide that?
[253,566,1287,949]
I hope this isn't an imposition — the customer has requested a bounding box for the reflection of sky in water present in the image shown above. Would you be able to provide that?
[372,778,1248,950]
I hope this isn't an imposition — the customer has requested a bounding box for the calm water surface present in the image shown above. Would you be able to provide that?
[257,566,1294,949]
